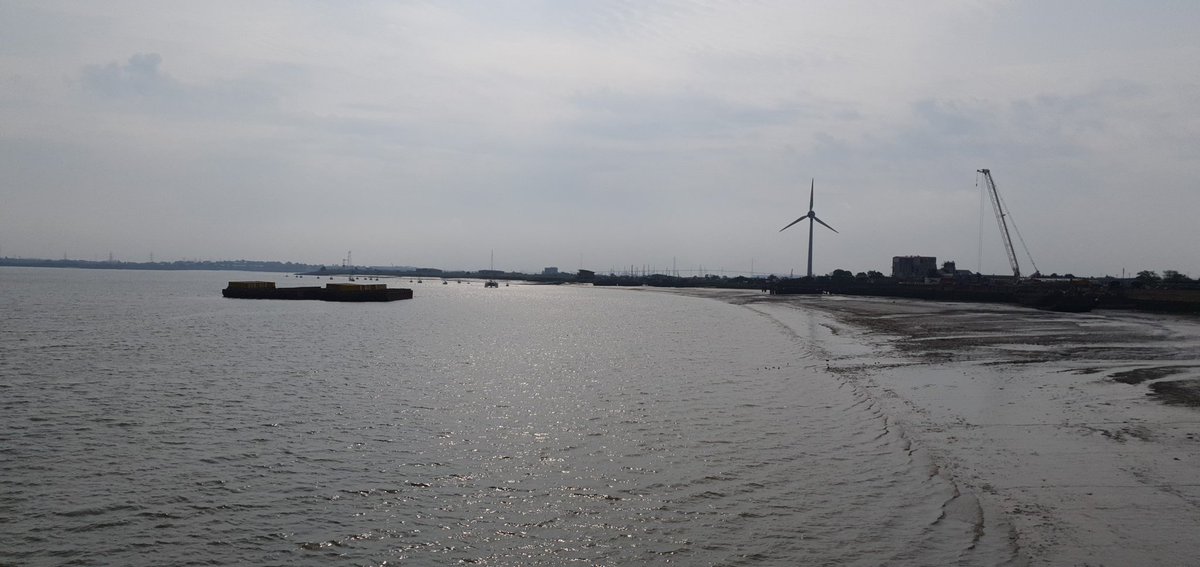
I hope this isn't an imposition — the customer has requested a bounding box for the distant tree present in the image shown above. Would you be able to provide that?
[1136,270,1161,283]
[866,270,885,279]
[830,269,854,280]
[1133,270,1162,288]
[855,272,868,279]
[1163,270,1191,283]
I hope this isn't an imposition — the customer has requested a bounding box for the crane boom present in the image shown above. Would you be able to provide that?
[978,169,1021,278]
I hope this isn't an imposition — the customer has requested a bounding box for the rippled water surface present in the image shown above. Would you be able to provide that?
[1,268,1017,565]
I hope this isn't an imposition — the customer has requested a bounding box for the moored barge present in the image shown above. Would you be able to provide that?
[222,281,413,302]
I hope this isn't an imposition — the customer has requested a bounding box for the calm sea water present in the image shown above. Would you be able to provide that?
[0,267,1019,566]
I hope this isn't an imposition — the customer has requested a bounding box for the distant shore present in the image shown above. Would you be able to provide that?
[6,259,1198,316]
[0,257,320,273]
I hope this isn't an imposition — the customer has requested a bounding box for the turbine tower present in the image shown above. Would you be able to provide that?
[779,179,838,278]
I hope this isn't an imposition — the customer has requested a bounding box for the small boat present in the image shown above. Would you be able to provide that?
[485,280,499,288]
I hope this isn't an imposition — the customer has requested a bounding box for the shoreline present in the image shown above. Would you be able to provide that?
[660,289,1200,565]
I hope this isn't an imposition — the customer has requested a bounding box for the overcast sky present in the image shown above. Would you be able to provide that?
[2,1,1197,277]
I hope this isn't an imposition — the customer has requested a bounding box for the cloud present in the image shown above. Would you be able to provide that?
[568,89,803,143]
[82,52,173,98]
[78,52,279,118]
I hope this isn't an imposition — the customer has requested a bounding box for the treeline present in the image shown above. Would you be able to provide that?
[1133,270,1199,289]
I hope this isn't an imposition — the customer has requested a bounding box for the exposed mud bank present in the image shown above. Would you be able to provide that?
[658,289,1200,566]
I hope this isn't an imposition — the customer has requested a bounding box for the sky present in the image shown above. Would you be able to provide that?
[2,1,1197,277]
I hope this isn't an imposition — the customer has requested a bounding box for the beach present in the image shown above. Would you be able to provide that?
[690,290,1200,565]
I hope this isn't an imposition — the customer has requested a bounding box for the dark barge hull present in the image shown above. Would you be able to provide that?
[223,281,413,302]
[769,280,1097,313]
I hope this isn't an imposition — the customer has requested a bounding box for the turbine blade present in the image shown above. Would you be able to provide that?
[779,217,806,232]
[813,216,838,233]
[809,179,815,210]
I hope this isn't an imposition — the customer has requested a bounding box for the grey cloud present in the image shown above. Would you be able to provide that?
[881,90,1127,163]
[912,99,982,138]
[569,89,802,141]
[79,53,279,118]
[82,53,175,98]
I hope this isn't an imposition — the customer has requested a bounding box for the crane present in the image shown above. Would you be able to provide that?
[977,169,1038,279]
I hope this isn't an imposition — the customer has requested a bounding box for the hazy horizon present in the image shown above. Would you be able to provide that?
[3,2,1198,277]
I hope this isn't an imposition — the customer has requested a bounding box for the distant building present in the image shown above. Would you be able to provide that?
[543,267,559,276]
[892,256,937,280]
[939,260,976,280]
[577,269,595,281]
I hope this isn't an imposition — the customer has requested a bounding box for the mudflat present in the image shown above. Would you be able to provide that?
[738,292,1200,565]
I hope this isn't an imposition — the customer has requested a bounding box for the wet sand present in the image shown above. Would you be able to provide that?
[669,289,1200,565]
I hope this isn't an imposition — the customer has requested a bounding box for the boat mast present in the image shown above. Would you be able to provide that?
[978,169,1021,279]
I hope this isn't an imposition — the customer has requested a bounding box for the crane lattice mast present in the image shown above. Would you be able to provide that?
[977,169,1021,278]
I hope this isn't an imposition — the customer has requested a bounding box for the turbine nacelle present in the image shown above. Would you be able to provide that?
[779,182,837,234]
[778,211,837,233]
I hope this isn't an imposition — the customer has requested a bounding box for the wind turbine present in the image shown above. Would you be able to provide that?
[779,179,838,278]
